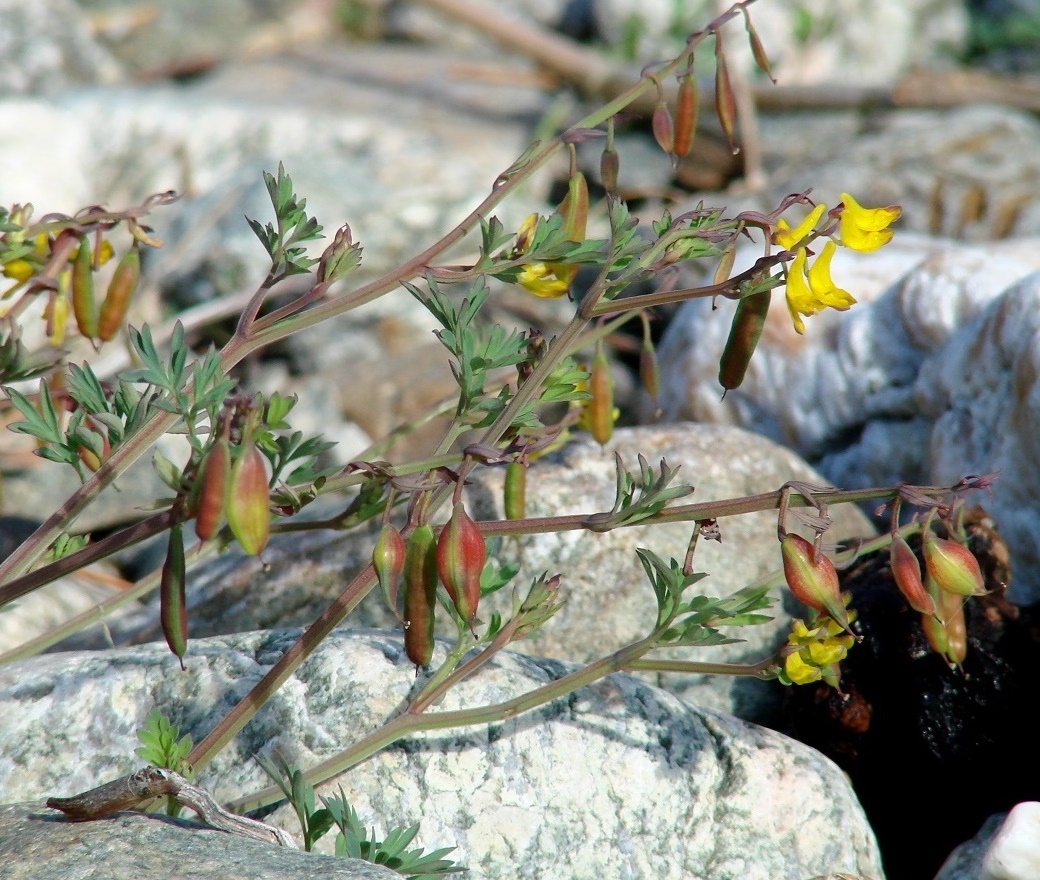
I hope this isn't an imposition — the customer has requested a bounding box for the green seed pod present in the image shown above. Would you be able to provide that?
[922,529,986,597]
[194,437,231,542]
[673,73,698,159]
[71,237,98,340]
[97,246,140,342]
[226,444,270,556]
[160,522,188,669]
[436,501,486,626]
[403,524,438,667]
[921,586,967,668]
[504,461,526,521]
[373,523,406,616]
[718,290,771,392]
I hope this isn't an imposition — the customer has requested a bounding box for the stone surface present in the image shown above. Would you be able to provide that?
[936,803,1040,880]
[0,629,885,880]
[0,801,400,880]
[49,423,876,725]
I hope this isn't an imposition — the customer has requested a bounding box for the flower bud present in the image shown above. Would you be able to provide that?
[781,534,850,629]
[922,529,986,597]
[889,534,936,617]
[373,523,406,615]
[194,437,231,542]
[436,502,486,626]
[226,443,270,556]
[404,524,438,667]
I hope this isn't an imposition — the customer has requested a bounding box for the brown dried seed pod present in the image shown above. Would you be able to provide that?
[586,344,615,446]
[651,100,674,155]
[194,437,230,542]
[97,246,140,342]
[673,74,698,159]
[714,36,737,153]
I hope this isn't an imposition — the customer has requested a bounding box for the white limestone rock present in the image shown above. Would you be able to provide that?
[936,802,1040,880]
[0,629,885,880]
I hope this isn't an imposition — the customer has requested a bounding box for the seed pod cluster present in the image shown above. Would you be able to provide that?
[404,524,438,667]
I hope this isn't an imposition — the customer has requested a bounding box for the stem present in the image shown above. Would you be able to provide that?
[225,634,658,814]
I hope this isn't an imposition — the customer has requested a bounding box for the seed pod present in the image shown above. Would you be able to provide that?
[743,12,776,83]
[600,145,619,194]
[639,336,660,400]
[559,171,589,243]
[194,437,231,542]
[718,290,771,392]
[673,73,698,159]
[46,287,70,347]
[921,586,967,668]
[226,444,270,556]
[436,501,486,626]
[373,523,406,616]
[71,237,98,340]
[403,524,438,667]
[781,533,850,630]
[714,34,738,153]
[922,529,986,597]
[713,245,737,287]
[97,245,140,342]
[160,522,188,669]
[889,534,936,617]
[504,461,526,520]
[651,100,674,155]
[585,343,615,446]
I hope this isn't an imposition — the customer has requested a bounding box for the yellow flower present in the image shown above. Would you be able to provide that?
[784,242,856,334]
[2,258,35,282]
[838,192,901,253]
[779,614,856,687]
[772,203,827,250]
[517,263,570,298]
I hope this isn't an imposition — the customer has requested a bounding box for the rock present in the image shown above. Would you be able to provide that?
[0,629,886,880]
[0,801,400,880]
[592,0,966,86]
[48,423,876,725]
[656,235,1040,605]
[936,802,1040,880]
[0,0,122,96]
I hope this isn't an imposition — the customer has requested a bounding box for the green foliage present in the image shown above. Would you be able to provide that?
[256,754,334,852]
[246,161,324,280]
[135,709,194,817]
[321,787,463,878]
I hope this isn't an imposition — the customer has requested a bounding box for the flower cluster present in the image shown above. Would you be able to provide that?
[773,192,901,334]
[779,610,857,687]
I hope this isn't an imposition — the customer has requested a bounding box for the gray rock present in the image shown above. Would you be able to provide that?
[0,0,122,96]
[48,423,875,724]
[0,801,399,880]
[935,802,1040,880]
[0,629,886,880]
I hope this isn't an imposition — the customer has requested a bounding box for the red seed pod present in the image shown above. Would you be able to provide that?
[436,501,486,626]
[922,529,986,597]
[226,444,270,556]
[781,533,850,629]
[160,522,188,669]
[504,461,526,521]
[373,523,406,616]
[673,73,698,159]
[889,534,936,617]
[403,524,438,667]
[651,100,674,155]
[194,437,231,542]
[718,290,771,392]
[97,245,140,342]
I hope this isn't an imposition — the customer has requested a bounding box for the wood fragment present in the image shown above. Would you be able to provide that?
[46,768,296,848]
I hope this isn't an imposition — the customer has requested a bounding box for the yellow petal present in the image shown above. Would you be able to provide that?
[784,650,823,685]
[839,192,901,253]
[773,203,827,250]
[783,249,816,334]
[518,263,569,298]
[806,241,856,310]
